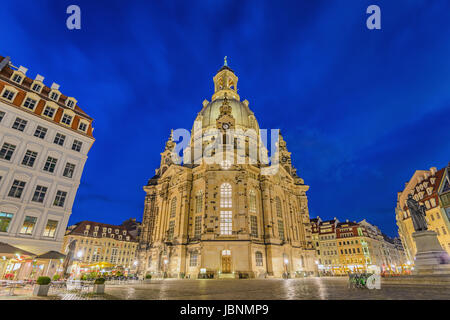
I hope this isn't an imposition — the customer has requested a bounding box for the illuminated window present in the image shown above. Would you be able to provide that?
[43,220,58,238]
[220,183,232,235]
[170,197,177,218]
[220,183,232,208]
[221,159,231,170]
[20,216,37,235]
[0,212,14,232]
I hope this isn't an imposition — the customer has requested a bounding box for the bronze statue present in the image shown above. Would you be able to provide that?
[406,194,428,231]
[62,239,77,278]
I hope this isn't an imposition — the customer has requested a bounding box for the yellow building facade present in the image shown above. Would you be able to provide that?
[138,61,317,279]
[396,166,450,262]
[62,221,139,274]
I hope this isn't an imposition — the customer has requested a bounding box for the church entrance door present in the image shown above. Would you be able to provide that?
[221,250,231,273]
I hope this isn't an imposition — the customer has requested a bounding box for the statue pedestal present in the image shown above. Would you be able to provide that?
[412,230,450,275]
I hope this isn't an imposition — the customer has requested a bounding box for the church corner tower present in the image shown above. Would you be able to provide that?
[138,58,317,279]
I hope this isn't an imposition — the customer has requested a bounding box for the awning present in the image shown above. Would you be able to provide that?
[0,242,36,258]
[35,251,66,260]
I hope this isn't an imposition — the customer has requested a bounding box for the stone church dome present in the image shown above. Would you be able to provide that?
[199,98,254,129]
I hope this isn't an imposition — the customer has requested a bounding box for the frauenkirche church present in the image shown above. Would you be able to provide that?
[138,59,317,278]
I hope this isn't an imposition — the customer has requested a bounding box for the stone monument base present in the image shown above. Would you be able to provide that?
[412,230,450,275]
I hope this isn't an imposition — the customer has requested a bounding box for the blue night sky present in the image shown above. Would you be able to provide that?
[1,0,449,237]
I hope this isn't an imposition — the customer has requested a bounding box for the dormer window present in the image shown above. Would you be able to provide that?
[61,114,73,126]
[66,99,75,109]
[79,122,88,132]
[50,92,59,101]
[86,225,90,230]
[12,74,23,84]
[32,83,42,93]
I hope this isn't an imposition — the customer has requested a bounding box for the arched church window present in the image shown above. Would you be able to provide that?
[148,256,152,269]
[275,197,282,218]
[220,183,232,235]
[249,190,256,213]
[255,251,263,266]
[170,197,177,218]
[195,191,203,213]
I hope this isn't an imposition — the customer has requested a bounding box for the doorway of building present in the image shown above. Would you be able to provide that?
[221,250,231,273]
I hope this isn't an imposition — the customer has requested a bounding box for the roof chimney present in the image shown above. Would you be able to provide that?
[430,167,437,175]
[35,74,45,82]
[51,82,60,90]
[18,66,28,74]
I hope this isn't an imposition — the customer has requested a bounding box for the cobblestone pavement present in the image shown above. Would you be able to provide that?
[103,278,450,300]
[1,278,449,300]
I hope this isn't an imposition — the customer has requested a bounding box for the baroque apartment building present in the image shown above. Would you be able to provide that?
[138,60,317,279]
[396,165,450,262]
[0,56,94,254]
[63,221,138,271]
[311,217,407,274]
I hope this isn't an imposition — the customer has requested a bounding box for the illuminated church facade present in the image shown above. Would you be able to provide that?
[138,59,317,278]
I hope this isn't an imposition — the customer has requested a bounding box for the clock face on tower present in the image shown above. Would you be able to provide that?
[282,156,288,163]
[222,123,230,130]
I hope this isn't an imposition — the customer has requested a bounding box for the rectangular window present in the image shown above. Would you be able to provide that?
[0,143,16,161]
[194,216,202,237]
[50,92,59,101]
[0,111,5,122]
[12,74,22,84]
[43,220,58,238]
[43,156,58,173]
[195,194,203,213]
[12,117,27,131]
[63,162,76,178]
[167,220,175,240]
[67,100,75,108]
[32,185,47,203]
[20,216,37,235]
[250,215,258,238]
[43,106,56,118]
[79,122,87,131]
[8,180,26,198]
[61,114,73,125]
[53,190,67,207]
[21,150,38,167]
[34,126,47,139]
[54,133,66,146]
[220,211,232,235]
[2,89,15,101]
[23,97,37,110]
[72,140,82,152]
[278,220,285,241]
[32,83,42,92]
[0,212,14,232]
